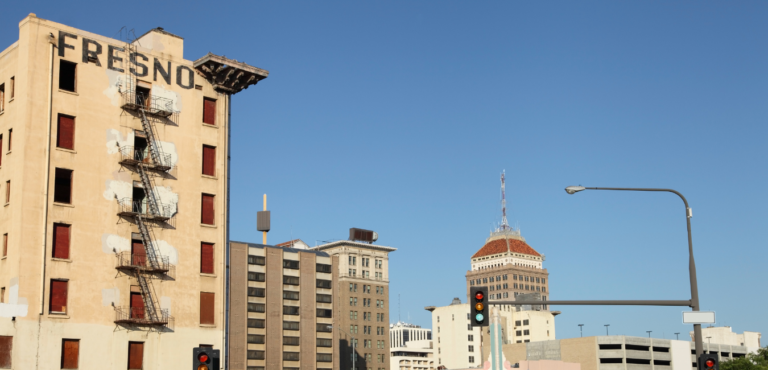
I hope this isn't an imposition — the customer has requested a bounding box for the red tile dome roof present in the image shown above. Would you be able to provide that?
[471,238,541,259]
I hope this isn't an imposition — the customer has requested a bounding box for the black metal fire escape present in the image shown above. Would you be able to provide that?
[115,82,176,328]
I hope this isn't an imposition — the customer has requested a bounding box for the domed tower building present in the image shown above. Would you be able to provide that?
[465,173,550,310]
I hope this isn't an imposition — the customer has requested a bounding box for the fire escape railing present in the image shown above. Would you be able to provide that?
[114,84,178,328]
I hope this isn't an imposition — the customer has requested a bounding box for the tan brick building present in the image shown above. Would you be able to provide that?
[228,241,340,370]
[0,14,266,369]
[312,240,396,370]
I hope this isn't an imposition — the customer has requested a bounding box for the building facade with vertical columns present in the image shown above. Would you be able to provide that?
[228,241,340,370]
[312,240,396,370]
[0,14,267,369]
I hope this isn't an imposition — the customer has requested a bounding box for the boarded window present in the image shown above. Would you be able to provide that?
[201,194,214,225]
[200,292,214,325]
[132,240,146,267]
[49,280,68,314]
[202,145,216,176]
[130,291,144,319]
[2,234,6,257]
[59,60,76,92]
[61,339,79,369]
[203,98,216,125]
[54,168,73,204]
[52,224,71,259]
[127,342,143,370]
[0,336,11,369]
[200,242,214,274]
[57,115,75,150]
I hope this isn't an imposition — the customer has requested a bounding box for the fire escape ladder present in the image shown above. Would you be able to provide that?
[136,163,162,218]
[134,214,162,270]
[136,272,162,322]
[138,108,167,169]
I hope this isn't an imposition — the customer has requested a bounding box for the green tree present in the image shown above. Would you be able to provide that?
[720,347,768,370]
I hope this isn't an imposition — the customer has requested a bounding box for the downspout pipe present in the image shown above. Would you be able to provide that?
[224,93,232,369]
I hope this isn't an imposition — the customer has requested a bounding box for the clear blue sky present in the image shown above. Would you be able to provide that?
[3,1,766,342]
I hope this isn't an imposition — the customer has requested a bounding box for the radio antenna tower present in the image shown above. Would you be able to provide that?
[500,171,509,230]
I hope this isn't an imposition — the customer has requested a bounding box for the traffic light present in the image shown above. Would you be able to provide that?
[193,347,220,370]
[698,353,718,370]
[470,286,489,327]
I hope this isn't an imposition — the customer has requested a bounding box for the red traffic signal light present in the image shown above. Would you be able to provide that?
[706,360,714,368]
[198,353,209,363]
[475,291,484,300]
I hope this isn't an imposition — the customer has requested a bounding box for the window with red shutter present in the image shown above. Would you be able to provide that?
[201,243,214,274]
[61,339,79,369]
[201,194,215,225]
[49,280,68,314]
[200,292,215,325]
[202,145,216,176]
[128,342,144,370]
[52,224,71,260]
[0,336,12,369]
[57,115,75,150]
[130,292,144,319]
[203,98,216,125]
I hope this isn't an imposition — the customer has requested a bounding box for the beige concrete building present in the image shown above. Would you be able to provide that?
[491,336,751,370]
[313,240,396,370]
[0,14,266,369]
[228,241,340,370]
[390,339,435,370]
[466,229,550,309]
[689,327,761,352]
[426,297,556,369]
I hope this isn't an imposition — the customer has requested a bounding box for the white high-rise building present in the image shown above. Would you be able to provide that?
[390,322,435,370]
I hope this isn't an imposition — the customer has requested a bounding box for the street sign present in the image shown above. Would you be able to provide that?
[683,311,715,324]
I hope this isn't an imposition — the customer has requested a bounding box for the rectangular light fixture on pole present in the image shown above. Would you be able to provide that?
[683,311,715,324]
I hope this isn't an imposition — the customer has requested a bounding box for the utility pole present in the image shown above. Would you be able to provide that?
[578,324,584,337]
[605,324,610,336]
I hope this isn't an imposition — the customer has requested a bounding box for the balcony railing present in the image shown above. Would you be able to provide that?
[120,90,175,117]
[115,252,173,274]
[117,198,173,221]
[118,146,172,171]
[114,306,173,327]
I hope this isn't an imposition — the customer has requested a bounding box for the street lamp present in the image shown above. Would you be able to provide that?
[675,333,680,340]
[578,324,584,337]
[565,186,703,357]
[328,325,355,370]
[605,324,610,336]
[647,331,652,338]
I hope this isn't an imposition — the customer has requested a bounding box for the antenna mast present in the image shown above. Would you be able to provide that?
[501,171,509,230]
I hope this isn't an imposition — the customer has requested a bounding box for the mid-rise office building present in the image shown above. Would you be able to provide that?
[689,327,761,351]
[313,238,396,370]
[390,321,432,348]
[390,339,435,370]
[0,14,267,369]
[228,241,340,370]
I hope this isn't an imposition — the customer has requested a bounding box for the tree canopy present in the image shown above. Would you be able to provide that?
[721,347,768,370]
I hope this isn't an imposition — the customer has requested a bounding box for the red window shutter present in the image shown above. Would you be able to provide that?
[130,292,144,319]
[201,243,214,274]
[52,224,70,259]
[203,98,216,125]
[0,336,12,369]
[202,145,216,176]
[61,339,79,369]
[131,240,146,267]
[201,194,214,225]
[128,342,144,370]
[200,292,214,325]
[57,115,75,150]
[50,280,68,313]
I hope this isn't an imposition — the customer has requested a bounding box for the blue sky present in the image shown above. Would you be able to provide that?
[3,1,766,342]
